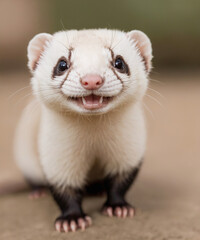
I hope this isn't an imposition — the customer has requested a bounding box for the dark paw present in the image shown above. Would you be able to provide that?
[102,203,135,218]
[55,214,92,233]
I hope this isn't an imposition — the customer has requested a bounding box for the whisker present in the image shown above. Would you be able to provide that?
[143,102,155,120]
[149,77,164,85]
[26,100,40,117]
[146,94,164,108]
[39,94,62,100]
[13,87,60,106]
[60,19,71,49]
[14,92,34,106]
[147,87,166,100]
[66,77,123,86]
[33,87,60,93]
[99,83,122,89]
[61,87,85,93]
[53,38,70,52]
[110,35,124,51]
[109,30,117,49]
[8,86,31,101]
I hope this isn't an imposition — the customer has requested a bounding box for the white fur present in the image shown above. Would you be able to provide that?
[14,29,152,191]
[14,99,47,184]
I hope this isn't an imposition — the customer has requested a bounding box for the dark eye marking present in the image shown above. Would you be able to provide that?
[113,55,129,75]
[107,47,130,75]
[53,57,69,77]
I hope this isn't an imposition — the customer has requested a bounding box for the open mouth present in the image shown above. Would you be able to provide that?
[69,94,113,110]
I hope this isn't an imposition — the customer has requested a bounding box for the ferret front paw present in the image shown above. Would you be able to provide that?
[55,214,92,233]
[102,203,135,218]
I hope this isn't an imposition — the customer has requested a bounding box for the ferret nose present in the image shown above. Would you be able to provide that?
[80,74,104,90]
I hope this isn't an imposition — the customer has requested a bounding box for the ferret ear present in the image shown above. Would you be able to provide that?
[127,30,153,73]
[27,33,53,72]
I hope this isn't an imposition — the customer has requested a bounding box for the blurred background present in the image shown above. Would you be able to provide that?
[1,0,200,70]
[0,0,200,239]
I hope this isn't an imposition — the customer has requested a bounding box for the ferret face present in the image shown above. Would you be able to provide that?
[28,29,152,115]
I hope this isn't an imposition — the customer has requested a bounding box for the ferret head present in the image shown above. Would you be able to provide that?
[28,29,152,115]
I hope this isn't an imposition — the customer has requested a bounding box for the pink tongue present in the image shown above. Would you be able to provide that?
[84,95,101,104]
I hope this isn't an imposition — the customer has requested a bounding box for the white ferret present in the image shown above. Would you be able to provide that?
[14,29,152,232]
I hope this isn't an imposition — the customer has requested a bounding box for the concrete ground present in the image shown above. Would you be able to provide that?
[0,71,200,240]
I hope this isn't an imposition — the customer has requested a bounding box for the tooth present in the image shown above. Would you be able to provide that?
[82,97,86,105]
[100,96,103,104]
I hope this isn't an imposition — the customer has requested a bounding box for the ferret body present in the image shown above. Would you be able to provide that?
[14,29,152,232]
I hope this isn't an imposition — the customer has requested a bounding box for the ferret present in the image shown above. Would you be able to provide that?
[14,29,152,233]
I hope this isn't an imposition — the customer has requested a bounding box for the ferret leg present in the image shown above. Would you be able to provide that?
[50,186,92,233]
[102,165,141,218]
[26,179,47,200]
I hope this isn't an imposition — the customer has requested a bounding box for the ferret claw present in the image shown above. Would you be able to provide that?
[78,218,86,231]
[70,220,77,232]
[55,220,62,232]
[103,205,135,218]
[85,216,92,226]
[122,207,128,218]
[115,207,122,217]
[55,216,92,233]
[129,208,135,217]
[107,207,113,217]
[63,221,69,232]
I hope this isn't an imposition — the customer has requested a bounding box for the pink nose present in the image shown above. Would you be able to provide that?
[80,74,104,90]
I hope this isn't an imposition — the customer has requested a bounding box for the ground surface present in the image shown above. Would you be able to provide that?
[0,71,200,240]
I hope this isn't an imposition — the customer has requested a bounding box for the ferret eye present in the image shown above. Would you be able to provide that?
[114,56,129,74]
[53,58,69,77]
[58,60,68,72]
